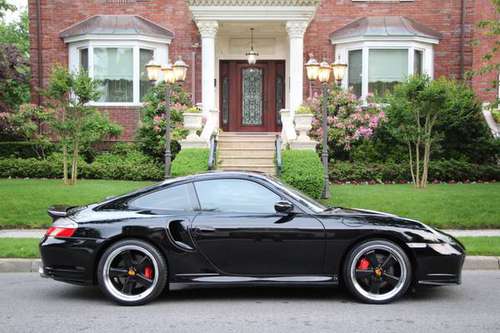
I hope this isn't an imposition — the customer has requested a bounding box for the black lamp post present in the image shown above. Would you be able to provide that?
[146,57,189,178]
[306,55,348,199]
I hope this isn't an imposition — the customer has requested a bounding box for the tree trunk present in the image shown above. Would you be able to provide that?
[62,144,69,185]
[70,139,79,185]
[407,140,416,185]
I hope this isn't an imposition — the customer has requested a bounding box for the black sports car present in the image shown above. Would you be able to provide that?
[40,171,465,305]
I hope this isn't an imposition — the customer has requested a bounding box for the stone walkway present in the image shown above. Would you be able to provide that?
[1,229,500,239]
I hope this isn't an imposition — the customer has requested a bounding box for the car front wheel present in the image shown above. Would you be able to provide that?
[97,239,167,306]
[343,240,412,304]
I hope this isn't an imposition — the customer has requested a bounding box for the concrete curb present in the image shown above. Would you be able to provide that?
[0,256,499,273]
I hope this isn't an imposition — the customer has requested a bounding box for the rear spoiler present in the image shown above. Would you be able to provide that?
[47,205,77,222]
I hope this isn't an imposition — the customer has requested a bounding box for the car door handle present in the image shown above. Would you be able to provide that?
[195,226,216,233]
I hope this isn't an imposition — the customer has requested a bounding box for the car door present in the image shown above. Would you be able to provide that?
[190,178,326,275]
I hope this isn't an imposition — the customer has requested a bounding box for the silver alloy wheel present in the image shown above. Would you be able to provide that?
[349,244,408,302]
[102,245,160,303]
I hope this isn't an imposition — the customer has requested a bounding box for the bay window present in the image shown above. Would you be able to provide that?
[69,41,168,106]
[341,45,434,99]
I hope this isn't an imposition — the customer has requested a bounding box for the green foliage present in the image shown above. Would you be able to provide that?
[0,149,163,181]
[171,148,209,177]
[280,150,324,199]
[0,141,56,159]
[44,66,122,184]
[329,160,500,183]
[136,82,192,162]
[492,109,500,123]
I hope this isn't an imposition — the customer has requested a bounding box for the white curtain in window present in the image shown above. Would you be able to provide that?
[368,49,408,82]
[93,48,133,81]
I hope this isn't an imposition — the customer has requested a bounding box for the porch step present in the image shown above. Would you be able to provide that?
[216,132,277,175]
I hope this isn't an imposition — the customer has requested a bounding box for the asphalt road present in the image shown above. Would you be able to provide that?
[1,271,499,333]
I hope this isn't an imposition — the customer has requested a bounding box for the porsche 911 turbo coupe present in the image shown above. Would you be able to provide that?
[39,171,465,305]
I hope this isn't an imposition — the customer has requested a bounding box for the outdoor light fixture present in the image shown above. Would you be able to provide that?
[331,56,348,86]
[305,56,320,81]
[305,55,348,199]
[246,28,259,65]
[145,60,161,82]
[173,56,189,82]
[146,57,189,178]
[318,60,332,83]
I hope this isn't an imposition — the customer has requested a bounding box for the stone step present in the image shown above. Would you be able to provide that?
[219,165,276,175]
[218,140,275,149]
[218,148,275,158]
[218,136,276,143]
[218,157,274,166]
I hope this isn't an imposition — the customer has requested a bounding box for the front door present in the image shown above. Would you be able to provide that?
[220,60,285,132]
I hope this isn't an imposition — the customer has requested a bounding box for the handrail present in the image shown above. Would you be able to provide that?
[275,135,282,176]
[208,133,217,170]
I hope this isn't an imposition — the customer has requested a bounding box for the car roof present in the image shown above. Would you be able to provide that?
[159,170,273,185]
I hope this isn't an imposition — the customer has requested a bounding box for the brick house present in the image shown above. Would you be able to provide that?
[28,0,499,146]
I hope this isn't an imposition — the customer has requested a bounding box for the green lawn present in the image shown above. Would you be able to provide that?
[327,183,500,229]
[0,179,152,228]
[0,179,499,229]
[1,237,499,258]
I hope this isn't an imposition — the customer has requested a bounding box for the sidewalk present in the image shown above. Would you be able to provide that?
[2,229,500,239]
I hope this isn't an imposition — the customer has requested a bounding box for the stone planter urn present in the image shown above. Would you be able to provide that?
[294,113,314,142]
[183,112,203,141]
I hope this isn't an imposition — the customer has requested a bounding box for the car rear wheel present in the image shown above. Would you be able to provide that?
[97,239,167,306]
[343,240,411,304]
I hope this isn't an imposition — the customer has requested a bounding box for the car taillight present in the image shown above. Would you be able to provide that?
[46,226,76,238]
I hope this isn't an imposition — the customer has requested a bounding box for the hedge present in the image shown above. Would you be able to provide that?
[330,160,500,183]
[171,148,209,177]
[280,150,324,199]
[0,141,56,159]
[0,151,163,181]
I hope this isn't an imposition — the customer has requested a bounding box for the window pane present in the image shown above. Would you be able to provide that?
[348,50,362,97]
[80,48,88,72]
[194,179,280,213]
[94,47,133,103]
[368,49,408,97]
[242,68,263,125]
[140,49,154,102]
[129,184,194,211]
[414,50,423,76]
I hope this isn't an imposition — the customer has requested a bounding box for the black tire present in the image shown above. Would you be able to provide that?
[97,239,167,306]
[343,239,412,304]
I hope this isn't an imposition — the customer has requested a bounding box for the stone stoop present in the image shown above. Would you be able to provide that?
[217,132,277,175]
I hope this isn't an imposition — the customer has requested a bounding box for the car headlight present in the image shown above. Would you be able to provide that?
[428,243,462,255]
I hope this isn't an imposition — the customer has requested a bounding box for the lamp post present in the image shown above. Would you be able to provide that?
[146,56,188,178]
[305,55,348,199]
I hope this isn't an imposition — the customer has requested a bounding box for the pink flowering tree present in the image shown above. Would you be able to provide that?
[136,82,192,162]
[309,88,386,155]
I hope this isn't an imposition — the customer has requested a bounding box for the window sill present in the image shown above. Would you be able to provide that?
[89,102,144,108]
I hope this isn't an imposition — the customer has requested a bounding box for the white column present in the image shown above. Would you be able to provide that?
[196,20,218,116]
[286,21,308,116]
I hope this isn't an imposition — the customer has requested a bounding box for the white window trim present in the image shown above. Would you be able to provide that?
[68,38,169,107]
[333,39,436,99]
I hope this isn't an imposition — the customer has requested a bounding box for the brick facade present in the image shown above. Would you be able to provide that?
[28,0,498,140]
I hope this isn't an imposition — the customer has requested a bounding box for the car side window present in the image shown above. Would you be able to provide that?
[194,179,280,213]
[128,184,194,211]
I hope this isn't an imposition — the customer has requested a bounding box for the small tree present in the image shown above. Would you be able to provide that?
[386,75,475,188]
[45,66,121,184]
[136,82,192,163]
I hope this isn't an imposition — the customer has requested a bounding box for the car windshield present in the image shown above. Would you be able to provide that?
[267,176,327,213]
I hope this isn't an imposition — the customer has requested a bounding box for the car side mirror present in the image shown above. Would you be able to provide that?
[275,201,294,214]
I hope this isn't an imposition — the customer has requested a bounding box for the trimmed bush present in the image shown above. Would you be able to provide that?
[280,150,324,199]
[0,141,56,159]
[329,160,500,183]
[171,148,209,177]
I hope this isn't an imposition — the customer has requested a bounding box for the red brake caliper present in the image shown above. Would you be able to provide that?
[144,266,153,279]
[357,258,370,270]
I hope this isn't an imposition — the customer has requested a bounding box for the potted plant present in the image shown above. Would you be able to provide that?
[294,105,314,142]
[183,105,203,140]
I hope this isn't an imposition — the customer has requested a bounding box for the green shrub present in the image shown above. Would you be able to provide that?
[171,148,209,177]
[329,160,500,183]
[0,150,162,181]
[280,150,324,199]
[0,141,56,159]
